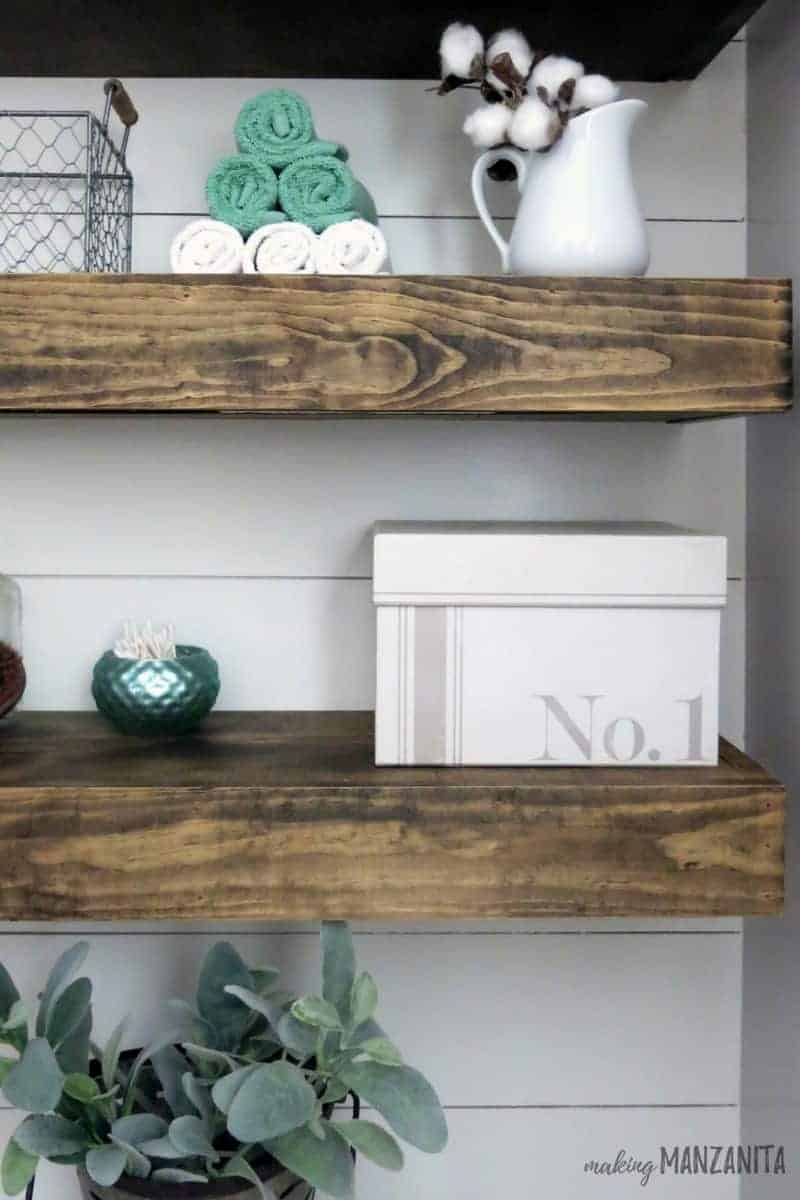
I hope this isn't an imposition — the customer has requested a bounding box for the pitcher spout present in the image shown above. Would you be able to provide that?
[578,97,647,143]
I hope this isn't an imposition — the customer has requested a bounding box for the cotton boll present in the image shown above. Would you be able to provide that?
[571,74,621,110]
[486,28,534,84]
[531,54,585,104]
[509,94,560,152]
[440,22,485,80]
[463,104,513,149]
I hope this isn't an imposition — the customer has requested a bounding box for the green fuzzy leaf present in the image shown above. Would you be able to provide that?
[35,943,89,1038]
[167,999,216,1041]
[111,1113,168,1146]
[266,1120,354,1199]
[355,1037,403,1066]
[276,1011,318,1058]
[137,1136,185,1160]
[168,1115,218,1160]
[102,1016,128,1091]
[182,1041,241,1070]
[221,1154,271,1200]
[2,1038,64,1113]
[196,943,254,1051]
[223,985,278,1027]
[291,996,342,1031]
[341,1016,384,1050]
[122,1030,183,1114]
[85,1144,127,1188]
[227,1062,316,1143]
[349,972,378,1031]
[321,923,355,1027]
[1,1138,37,1196]
[250,967,281,995]
[0,1056,17,1086]
[55,1008,91,1075]
[2,1000,29,1032]
[320,1078,349,1105]
[14,1115,89,1159]
[46,978,91,1048]
[182,1072,213,1127]
[337,1062,448,1153]
[336,1119,404,1170]
[109,1137,151,1179]
[0,963,20,1025]
[152,1168,209,1183]
[210,1063,259,1114]
[62,1073,100,1103]
[150,1046,194,1118]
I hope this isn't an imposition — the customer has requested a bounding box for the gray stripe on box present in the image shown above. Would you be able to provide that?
[414,606,448,764]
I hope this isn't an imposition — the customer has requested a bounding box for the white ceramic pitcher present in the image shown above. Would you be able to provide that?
[471,98,650,276]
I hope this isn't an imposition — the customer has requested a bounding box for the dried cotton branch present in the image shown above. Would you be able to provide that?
[571,74,621,111]
[485,29,534,98]
[509,94,561,152]
[114,620,177,662]
[463,104,513,149]
[434,22,622,156]
[530,55,586,106]
[439,22,485,91]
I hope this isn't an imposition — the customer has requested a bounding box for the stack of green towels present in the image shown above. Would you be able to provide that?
[206,89,378,237]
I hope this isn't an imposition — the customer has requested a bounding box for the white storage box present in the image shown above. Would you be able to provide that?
[373,522,727,767]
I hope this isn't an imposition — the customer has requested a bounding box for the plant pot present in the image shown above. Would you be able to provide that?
[75,1159,308,1200]
[91,645,221,737]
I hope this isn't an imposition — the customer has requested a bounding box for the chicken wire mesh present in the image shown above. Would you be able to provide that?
[0,82,135,273]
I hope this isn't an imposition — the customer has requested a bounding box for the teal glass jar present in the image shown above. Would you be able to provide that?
[92,645,220,737]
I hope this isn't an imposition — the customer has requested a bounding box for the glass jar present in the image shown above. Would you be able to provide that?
[0,576,25,719]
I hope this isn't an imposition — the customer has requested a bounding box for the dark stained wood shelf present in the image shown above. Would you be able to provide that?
[1,1,765,80]
[0,712,784,920]
[0,275,792,419]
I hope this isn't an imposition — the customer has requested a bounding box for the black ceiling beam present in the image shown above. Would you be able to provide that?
[0,1,764,81]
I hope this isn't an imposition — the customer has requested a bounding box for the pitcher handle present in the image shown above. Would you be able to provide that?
[471,148,529,272]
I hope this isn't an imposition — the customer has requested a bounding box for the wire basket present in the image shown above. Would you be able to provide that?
[0,79,138,274]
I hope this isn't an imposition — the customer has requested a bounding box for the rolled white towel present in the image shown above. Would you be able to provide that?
[316,219,389,275]
[170,219,245,274]
[244,222,318,274]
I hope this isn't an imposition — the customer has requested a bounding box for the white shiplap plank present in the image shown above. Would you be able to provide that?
[131,213,745,275]
[0,1105,742,1200]
[13,576,745,747]
[0,414,746,580]
[359,1107,742,1200]
[0,45,744,220]
[0,931,740,1106]
[0,917,741,933]
[19,575,373,711]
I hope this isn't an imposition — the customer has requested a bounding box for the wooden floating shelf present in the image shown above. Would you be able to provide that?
[0,275,791,419]
[1,0,766,80]
[0,712,784,920]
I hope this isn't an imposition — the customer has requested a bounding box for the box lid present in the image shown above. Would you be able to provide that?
[373,522,727,608]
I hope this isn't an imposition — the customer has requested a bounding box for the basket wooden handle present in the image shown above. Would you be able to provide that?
[103,79,139,128]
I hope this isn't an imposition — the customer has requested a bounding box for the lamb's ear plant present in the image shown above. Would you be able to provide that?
[0,923,447,1199]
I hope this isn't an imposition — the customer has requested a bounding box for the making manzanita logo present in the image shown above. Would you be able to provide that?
[584,1146,788,1187]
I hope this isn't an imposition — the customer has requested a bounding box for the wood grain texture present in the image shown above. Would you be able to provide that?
[0,275,791,418]
[0,712,784,920]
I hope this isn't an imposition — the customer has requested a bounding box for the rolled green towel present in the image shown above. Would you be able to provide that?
[278,155,378,234]
[351,180,379,228]
[206,154,283,237]
[235,89,346,169]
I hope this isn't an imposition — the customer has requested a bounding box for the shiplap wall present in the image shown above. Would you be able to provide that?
[0,39,747,1199]
[743,1,800,1192]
